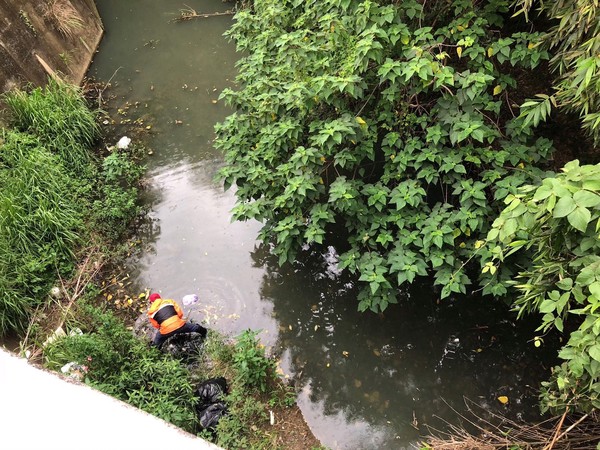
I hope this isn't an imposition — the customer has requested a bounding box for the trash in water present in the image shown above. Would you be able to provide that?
[182,294,199,306]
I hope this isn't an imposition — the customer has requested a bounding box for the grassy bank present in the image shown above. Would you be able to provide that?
[0,79,323,449]
[0,78,143,337]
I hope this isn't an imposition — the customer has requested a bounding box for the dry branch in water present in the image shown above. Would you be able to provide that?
[422,398,599,450]
[171,5,234,22]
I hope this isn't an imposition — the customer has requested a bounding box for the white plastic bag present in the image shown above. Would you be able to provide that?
[116,136,131,149]
[182,294,199,306]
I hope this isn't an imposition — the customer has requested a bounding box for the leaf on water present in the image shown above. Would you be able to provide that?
[497,396,509,404]
[342,351,349,357]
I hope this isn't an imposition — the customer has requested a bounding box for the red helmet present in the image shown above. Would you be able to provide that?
[149,293,161,303]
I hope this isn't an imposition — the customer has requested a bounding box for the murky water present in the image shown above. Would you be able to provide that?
[89,2,557,448]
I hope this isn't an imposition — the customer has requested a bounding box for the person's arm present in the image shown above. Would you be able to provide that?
[149,317,160,329]
[174,301,184,319]
[147,304,160,329]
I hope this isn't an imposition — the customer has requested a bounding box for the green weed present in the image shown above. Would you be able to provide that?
[232,329,276,393]
[3,78,99,172]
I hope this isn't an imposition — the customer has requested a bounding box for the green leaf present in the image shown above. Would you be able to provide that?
[533,185,553,201]
[567,206,591,232]
[539,299,556,313]
[574,190,600,208]
[590,344,600,363]
[553,195,576,218]
[556,278,573,291]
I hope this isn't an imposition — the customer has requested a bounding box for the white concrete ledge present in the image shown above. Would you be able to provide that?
[0,348,223,450]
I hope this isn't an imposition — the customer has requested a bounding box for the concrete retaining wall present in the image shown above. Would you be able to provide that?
[0,0,103,92]
[0,349,223,450]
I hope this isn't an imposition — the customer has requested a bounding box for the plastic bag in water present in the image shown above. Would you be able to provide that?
[182,294,199,306]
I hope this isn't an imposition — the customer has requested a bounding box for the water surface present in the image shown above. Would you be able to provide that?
[89,2,556,448]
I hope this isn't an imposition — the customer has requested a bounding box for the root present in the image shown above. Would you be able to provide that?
[421,398,599,450]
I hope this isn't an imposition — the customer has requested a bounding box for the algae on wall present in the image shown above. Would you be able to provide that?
[0,0,103,92]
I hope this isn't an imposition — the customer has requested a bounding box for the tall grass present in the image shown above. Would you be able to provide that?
[0,78,145,336]
[3,78,99,172]
[0,130,82,334]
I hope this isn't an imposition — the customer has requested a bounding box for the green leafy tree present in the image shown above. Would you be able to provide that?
[481,160,600,413]
[514,0,600,145]
[215,0,554,311]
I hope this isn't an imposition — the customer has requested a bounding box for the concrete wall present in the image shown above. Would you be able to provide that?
[0,348,223,449]
[0,0,103,92]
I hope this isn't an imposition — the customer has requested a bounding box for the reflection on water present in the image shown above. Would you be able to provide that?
[255,245,556,448]
[89,2,557,449]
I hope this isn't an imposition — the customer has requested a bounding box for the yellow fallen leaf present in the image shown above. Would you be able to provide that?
[138,292,147,299]
[487,47,494,57]
[497,396,509,404]
[456,46,463,58]
[342,351,349,357]
[107,294,113,301]
[493,85,502,96]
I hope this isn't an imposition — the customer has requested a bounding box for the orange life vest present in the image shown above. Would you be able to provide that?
[147,298,185,335]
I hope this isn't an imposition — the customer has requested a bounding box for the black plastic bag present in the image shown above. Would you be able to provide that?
[195,377,228,431]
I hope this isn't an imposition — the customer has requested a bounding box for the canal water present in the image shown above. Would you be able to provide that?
[89,1,557,448]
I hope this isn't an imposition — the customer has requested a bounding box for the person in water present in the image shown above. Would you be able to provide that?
[147,292,207,347]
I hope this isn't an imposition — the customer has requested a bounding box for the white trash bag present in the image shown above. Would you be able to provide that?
[116,136,131,149]
[182,294,199,306]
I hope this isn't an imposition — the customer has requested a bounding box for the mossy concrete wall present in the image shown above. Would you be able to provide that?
[0,0,103,92]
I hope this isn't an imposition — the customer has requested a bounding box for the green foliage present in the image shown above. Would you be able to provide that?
[43,302,198,431]
[0,130,83,335]
[514,0,600,144]
[3,78,100,172]
[215,0,554,311]
[232,329,276,393]
[198,330,296,449]
[91,148,146,239]
[481,161,600,413]
[0,79,146,336]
